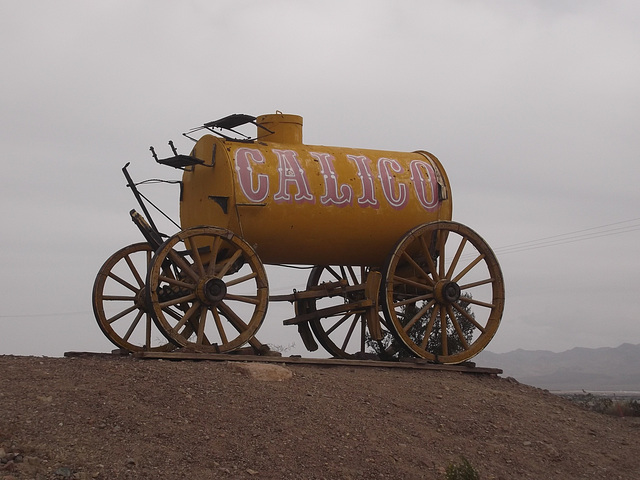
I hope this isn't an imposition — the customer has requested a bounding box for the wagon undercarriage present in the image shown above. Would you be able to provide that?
[93,214,504,364]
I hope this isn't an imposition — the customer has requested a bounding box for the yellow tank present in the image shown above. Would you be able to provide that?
[180,113,453,266]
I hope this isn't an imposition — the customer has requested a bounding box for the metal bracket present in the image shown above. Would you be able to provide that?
[182,113,274,142]
[150,141,208,170]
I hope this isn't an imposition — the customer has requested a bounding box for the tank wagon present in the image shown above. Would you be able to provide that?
[92,113,504,364]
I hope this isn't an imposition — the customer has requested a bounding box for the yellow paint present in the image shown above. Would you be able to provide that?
[180,114,453,267]
[256,112,303,144]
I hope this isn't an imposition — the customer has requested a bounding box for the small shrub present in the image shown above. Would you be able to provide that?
[562,393,640,417]
[445,457,480,480]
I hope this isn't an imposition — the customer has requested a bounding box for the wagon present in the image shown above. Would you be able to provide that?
[92,113,504,364]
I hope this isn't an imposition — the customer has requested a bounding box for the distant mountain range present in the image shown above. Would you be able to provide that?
[475,343,640,392]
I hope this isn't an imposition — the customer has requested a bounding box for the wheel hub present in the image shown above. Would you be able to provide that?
[434,279,461,304]
[134,288,148,311]
[200,277,227,304]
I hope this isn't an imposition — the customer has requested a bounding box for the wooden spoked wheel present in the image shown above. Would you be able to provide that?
[92,243,174,352]
[301,266,389,359]
[382,221,504,364]
[146,226,269,352]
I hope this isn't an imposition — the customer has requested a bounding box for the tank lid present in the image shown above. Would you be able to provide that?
[256,112,303,144]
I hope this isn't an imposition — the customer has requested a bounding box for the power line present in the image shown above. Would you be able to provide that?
[0,311,89,319]
[493,218,640,255]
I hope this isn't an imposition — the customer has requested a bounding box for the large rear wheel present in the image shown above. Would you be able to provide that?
[382,221,504,364]
[299,266,391,359]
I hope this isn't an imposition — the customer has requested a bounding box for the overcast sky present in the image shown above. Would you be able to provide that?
[1,1,639,357]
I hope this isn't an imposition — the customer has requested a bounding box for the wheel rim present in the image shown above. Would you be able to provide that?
[92,243,174,352]
[382,221,505,364]
[303,266,391,359]
[146,227,269,352]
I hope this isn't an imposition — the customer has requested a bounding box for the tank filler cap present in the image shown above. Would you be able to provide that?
[256,112,303,144]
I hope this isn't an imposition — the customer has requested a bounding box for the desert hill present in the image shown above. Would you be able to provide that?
[1,354,638,479]
[476,343,640,392]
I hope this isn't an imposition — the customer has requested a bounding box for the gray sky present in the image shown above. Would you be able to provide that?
[1,0,639,357]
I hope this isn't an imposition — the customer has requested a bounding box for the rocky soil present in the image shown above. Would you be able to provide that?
[1,354,639,479]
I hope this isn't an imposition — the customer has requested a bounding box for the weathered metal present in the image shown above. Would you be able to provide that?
[92,112,504,364]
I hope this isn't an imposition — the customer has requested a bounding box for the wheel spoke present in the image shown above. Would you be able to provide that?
[440,305,448,356]
[339,266,347,283]
[402,299,436,333]
[325,266,342,282]
[225,272,258,287]
[393,292,434,308]
[448,304,470,351]
[419,307,439,349]
[401,251,433,285]
[463,297,495,309]
[172,301,202,332]
[107,272,139,293]
[437,231,446,279]
[159,292,197,309]
[167,248,200,283]
[347,266,359,286]
[326,313,353,336]
[158,275,195,289]
[459,277,494,290]
[107,304,139,324]
[187,237,206,277]
[124,253,145,288]
[212,307,229,345]
[217,248,243,278]
[162,305,184,321]
[392,274,432,291]
[451,301,486,333]
[224,293,261,305]
[419,234,440,281]
[121,309,144,342]
[196,307,207,344]
[452,253,486,283]
[145,313,152,349]
[217,300,251,332]
[206,236,222,276]
[103,294,136,301]
[340,314,359,351]
[445,237,467,280]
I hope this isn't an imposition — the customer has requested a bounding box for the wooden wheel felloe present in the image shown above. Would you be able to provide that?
[92,243,174,352]
[146,226,269,352]
[300,266,389,359]
[382,221,505,364]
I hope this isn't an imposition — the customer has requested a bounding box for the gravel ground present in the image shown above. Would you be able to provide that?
[1,354,639,479]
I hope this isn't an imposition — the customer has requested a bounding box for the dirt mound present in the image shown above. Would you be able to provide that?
[1,355,638,479]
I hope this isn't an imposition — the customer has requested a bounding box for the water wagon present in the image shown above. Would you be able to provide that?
[93,113,504,364]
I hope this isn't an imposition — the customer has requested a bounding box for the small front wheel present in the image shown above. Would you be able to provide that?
[146,227,269,352]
